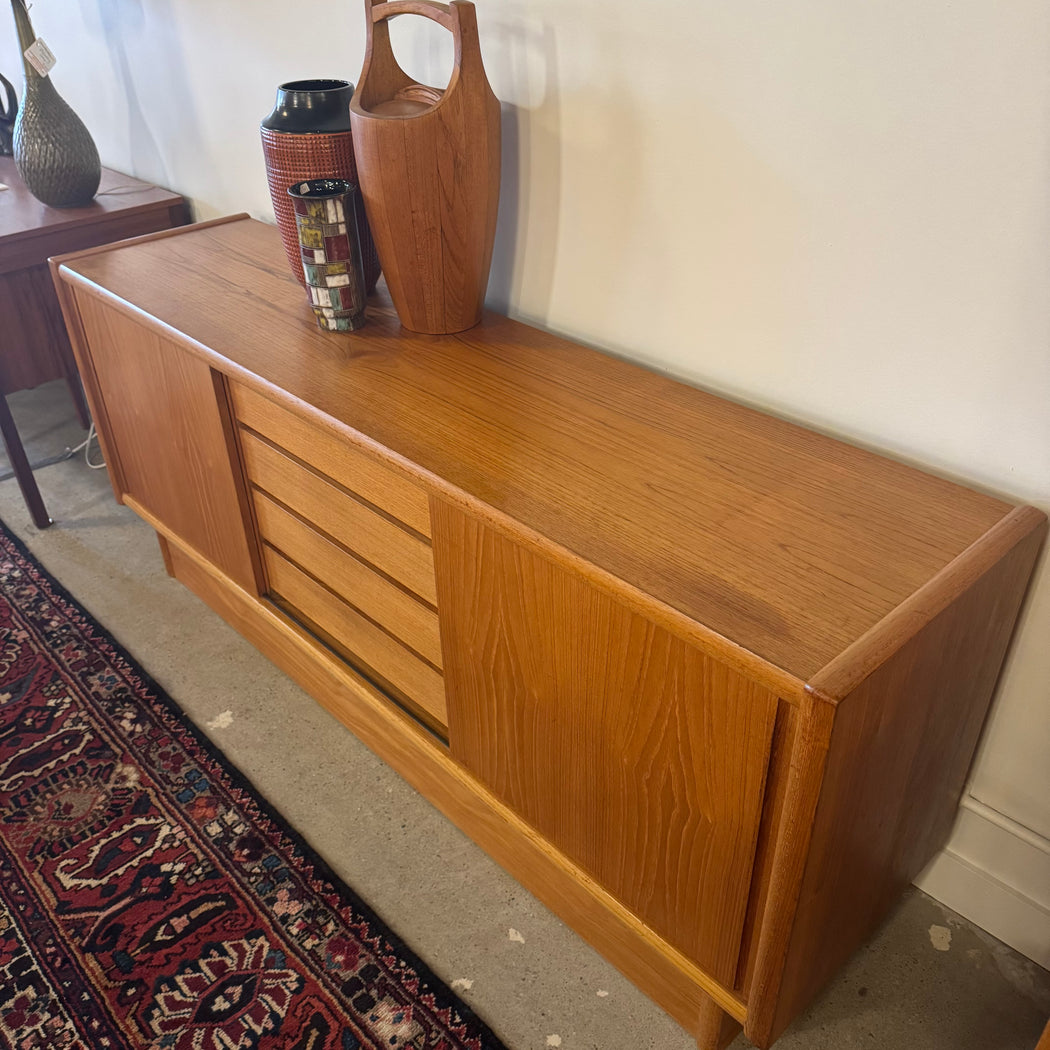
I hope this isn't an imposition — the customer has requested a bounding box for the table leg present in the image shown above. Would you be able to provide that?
[65,372,91,429]
[0,394,52,528]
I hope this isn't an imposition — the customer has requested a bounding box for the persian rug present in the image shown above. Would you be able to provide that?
[0,521,507,1050]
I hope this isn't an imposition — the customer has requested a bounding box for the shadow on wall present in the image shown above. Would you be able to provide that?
[485,20,560,322]
[477,9,809,387]
[79,0,206,192]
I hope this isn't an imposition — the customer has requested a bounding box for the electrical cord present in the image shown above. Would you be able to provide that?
[67,421,106,469]
[0,422,106,482]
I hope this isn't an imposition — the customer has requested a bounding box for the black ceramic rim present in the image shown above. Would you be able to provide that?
[278,79,351,93]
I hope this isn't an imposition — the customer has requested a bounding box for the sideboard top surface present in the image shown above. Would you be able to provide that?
[59,217,1023,682]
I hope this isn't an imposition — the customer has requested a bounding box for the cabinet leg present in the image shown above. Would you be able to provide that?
[697,994,743,1050]
[157,534,176,578]
[0,394,52,529]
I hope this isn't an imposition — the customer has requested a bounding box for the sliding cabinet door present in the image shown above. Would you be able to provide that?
[70,292,258,592]
[432,499,778,987]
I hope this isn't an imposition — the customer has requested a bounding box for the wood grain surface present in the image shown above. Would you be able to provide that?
[71,292,258,591]
[263,546,447,728]
[0,157,186,273]
[0,263,77,392]
[349,0,501,334]
[51,271,124,503]
[733,700,798,997]
[239,429,438,604]
[161,534,749,1032]
[434,500,779,987]
[1,160,186,527]
[740,694,837,1047]
[808,503,1048,701]
[697,995,743,1050]
[254,491,442,666]
[55,217,1024,683]
[53,216,1049,1050]
[764,520,1047,1045]
[231,380,433,536]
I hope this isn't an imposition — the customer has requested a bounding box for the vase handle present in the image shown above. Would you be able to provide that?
[0,72,15,122]
[359,0,487,91]
[368,0,456,31]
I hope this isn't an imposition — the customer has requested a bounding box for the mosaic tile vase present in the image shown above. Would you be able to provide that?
[9,0,100,207]
[289,178,367,332]
[261,79,380,293]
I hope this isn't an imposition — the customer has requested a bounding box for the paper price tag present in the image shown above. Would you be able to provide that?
[24,38,56,78]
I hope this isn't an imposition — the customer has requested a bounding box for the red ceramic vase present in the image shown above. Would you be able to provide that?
[261,79,380,292]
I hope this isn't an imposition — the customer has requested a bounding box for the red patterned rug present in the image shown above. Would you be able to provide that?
[0,522,506,1050]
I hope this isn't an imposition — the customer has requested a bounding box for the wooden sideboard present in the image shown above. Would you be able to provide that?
[52,216,1046,1050]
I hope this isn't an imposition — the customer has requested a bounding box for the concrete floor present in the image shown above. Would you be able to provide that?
[1,379,1048,1050]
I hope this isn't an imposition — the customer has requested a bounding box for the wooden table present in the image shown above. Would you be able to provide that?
[0,157,187,526]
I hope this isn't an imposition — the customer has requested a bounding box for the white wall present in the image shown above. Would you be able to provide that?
[4,0,1048,960]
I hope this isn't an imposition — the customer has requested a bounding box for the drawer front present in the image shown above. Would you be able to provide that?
[264,547,447,729]
[231,381,431,537]
[254,492,442,668]
[240,430,438,606]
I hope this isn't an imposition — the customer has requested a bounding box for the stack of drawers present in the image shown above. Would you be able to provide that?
[229,382,447,732]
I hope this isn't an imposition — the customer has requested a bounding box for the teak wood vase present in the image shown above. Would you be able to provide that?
[349,0,501,335]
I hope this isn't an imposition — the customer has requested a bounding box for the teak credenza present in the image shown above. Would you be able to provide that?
[52,216,1045,1050]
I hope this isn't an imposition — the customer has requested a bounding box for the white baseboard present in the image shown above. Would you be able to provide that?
[914,796,1050,969]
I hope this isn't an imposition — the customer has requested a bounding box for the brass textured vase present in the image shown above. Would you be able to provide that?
[9,0,100,207]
